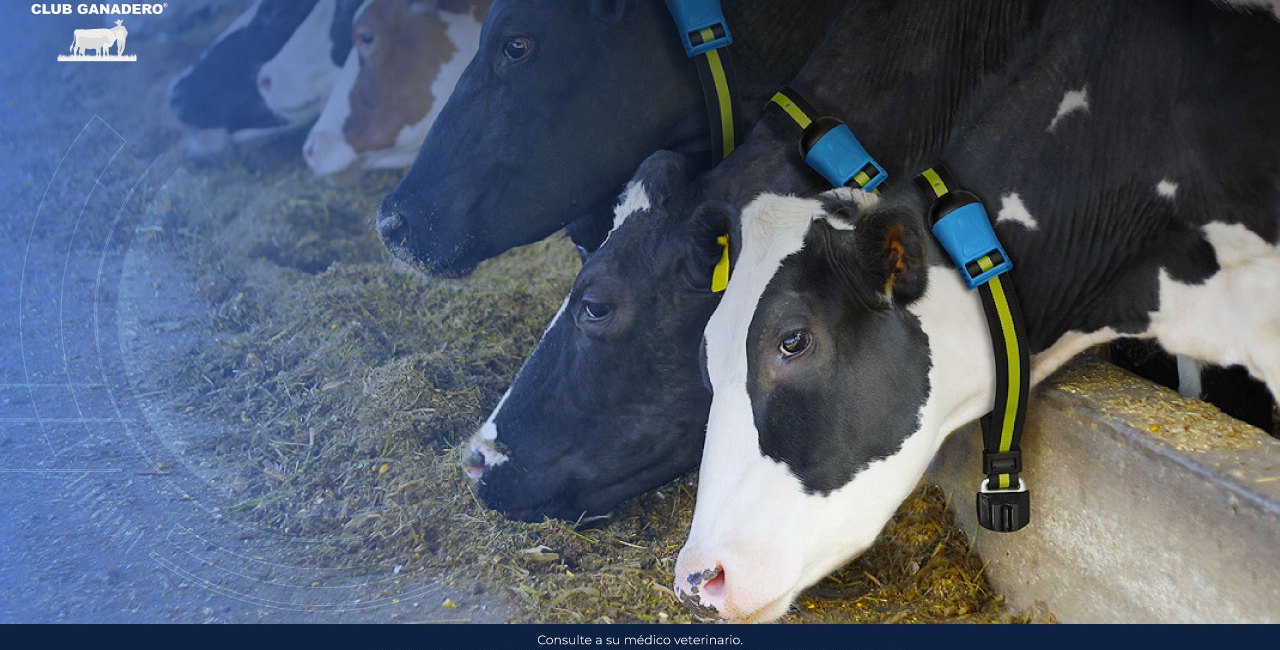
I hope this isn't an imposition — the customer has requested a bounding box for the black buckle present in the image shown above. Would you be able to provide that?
[982,449,1022,476]
[976,478,1030,532]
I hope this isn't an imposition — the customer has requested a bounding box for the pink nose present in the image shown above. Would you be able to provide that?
[674,542,798,622]
[303,131,341,169]
[463,448,486,481]
[677,562,728,621]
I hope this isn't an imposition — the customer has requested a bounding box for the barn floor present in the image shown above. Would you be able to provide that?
[1,3,1062,623]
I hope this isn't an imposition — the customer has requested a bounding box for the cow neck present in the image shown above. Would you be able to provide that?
[662,0,847,166]
[663,1,742,164]
[699,0,1040,209]
[716,0,849,107]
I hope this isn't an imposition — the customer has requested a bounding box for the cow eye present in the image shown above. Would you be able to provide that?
[356,31,374,46]
[503,37,534,61]
[779,330,812,358]
[582,300,613,321]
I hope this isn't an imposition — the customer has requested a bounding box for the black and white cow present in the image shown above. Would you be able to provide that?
[674,2,1280,623]
[168,0,363,155]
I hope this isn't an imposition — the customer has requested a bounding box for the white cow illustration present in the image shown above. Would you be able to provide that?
[69,21,128,57]
[71,29,116,56]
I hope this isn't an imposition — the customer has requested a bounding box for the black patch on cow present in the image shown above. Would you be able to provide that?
[169,0,320,131]
[745,219,931,496]
[330,0,364,66]
[887,0,1280,353]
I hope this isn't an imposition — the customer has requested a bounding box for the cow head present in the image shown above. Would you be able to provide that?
[376,0,710,276]
[460,151,734,521]
[304,0,490,177]
[673,190,1000,622]
[169,0,358,154]
[255,0,346,123]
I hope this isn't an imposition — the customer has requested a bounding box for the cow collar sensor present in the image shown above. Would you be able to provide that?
[914,165,1031,533]
[767,86,888,193]
[664,0,742,163]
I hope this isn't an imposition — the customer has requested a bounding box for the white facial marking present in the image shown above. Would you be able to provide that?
[464,297,570,473]
[1047,86,1089,132]
[305,47,361,176]
[1156,179,1178,199]
[361,4,485,170]
[257,0,341,122]
[611,181,651,231]
[996,192,1039,230]
[419,9,482,141]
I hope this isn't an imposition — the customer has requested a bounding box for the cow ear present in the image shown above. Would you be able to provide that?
[685,201,738,292]
[590,0,627,24]
[822,205,927,308]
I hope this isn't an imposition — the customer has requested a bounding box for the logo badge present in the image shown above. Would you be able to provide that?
[59,19,134,62]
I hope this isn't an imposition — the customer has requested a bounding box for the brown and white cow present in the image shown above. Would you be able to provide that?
[303,0,490,177]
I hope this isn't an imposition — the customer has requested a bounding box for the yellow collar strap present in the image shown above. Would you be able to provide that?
[915,165,1031,533]
[664,0,742,163]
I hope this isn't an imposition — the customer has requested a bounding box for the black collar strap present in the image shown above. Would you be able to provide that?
[665,0,742,163]
[914,165,1031,533]
[767,86,887,193]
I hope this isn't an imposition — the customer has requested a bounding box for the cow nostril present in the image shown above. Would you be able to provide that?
[257,73,272,94]
[688,564,725,594]
[679,563,727,620]
[703,566,726,597]
[463,449,486,480]
[377,210,410,247]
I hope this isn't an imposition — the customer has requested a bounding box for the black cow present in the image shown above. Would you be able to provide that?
[676,1,1280,623]
[374,0,847,276]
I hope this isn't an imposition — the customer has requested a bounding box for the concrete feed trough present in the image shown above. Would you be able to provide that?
[931,356,1280,623]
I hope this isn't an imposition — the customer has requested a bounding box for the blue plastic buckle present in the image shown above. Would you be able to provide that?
[931,202,1013,290]
[803,123,888,192]
[664,0,733,57]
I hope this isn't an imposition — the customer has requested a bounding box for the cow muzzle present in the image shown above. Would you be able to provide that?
[461,423,508,483]
[303,130,358,177]
[673,540,802,623]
